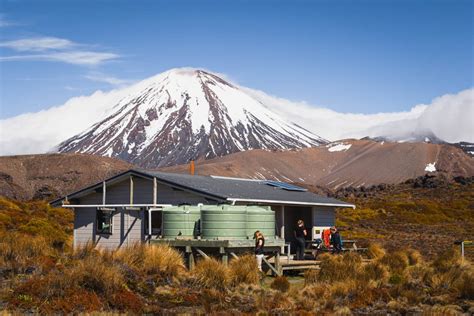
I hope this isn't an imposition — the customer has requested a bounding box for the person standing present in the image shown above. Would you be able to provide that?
[294,220,307,260]
[330,226,343,254]
[254,230,265,271]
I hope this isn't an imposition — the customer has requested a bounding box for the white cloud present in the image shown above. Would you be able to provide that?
[0,36,119,66]
[0,37,74,51]
[0,89,130,155]
[361,89,474,143]
[0,51,119,66]
[252,86,473,142]
[243,87,429,140]
[84,72,132,86]
[0,69,472,156]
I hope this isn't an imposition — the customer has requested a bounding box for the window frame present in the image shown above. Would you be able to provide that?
[96,208,114,235]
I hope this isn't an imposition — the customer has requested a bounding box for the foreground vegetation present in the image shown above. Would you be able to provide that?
[0,188,473,314]
[1,237,473,314]
[336,176,474,259]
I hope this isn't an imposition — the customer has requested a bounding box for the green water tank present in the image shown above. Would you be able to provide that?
[246,206,275,239]
[162,205,201,238]
[201,205,247,239]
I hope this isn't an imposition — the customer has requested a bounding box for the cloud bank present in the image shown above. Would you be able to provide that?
[245,87,474,143]
[0,71,472,156]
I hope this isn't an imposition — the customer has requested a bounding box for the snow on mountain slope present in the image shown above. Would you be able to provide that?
[57,68,327,167]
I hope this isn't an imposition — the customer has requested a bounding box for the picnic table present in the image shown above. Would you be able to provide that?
[304,239,366,258]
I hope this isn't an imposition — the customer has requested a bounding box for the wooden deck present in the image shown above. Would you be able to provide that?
[150,238,367,276]
[269,256,372,272]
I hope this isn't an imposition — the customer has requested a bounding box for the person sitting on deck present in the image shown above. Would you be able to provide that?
[254,230,265,272]
[322,228,331,249]
[330,226,343,254]
[294,220,307,260]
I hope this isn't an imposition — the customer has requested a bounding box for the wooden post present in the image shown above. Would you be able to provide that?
[275,251,282,276]
[262,256,281,276]
[281,205,285,239]
[186,246,195,270]
[102,181,106,205]
[220,246,228,266]
[129,176,134,205]
[153,177,157,205]
[148,209,152,236]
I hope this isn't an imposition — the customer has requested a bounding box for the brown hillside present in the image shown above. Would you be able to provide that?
[0,153,132,200]
[163,139,474,189]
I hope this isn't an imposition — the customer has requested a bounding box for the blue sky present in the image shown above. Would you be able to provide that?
[1,0,472,119]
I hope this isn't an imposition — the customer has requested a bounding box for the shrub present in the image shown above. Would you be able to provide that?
[380,251,409,273]
[69,256,124,295]
[388,273,403,285]
[193,258,230,291]
[109,289,144,313]
[228,254,259,286]
[453,266,474,299]
[270,276,290,292]
[0,232,51,272]
[432,247,461,273]
[304,269,319,286]
[362,261,389,282]
[405,249,423,266]
[318,252,363,282]
[367,244,385,259]
[72,241,99,260]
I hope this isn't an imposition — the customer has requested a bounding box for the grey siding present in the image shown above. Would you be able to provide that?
[74,179,145,249]
[312,206,335,227]
[73,176,210,249]
[74,207,96,247]
[132,177,153,204]
[105,178,133,204]
[156,183,210,205]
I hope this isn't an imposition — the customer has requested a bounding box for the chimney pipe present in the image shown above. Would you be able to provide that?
[190,160,195,176]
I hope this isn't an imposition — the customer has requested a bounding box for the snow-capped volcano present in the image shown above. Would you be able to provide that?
[57,68,327,167]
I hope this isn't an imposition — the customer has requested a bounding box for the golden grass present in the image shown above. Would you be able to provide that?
[366,243,386,259]
[193,258,230,291]
[114,243,185,281]
[270,276,290,292]
[1,197,473,314]
[228,254,260,286]
[0,232,51,272]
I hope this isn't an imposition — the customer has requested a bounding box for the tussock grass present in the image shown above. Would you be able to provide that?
[228,254,259,286]
[303,269,318,286]
[366,243,386,259]
[270,276,290,292]
[318,252,362,282]
[69,256,125,295]
[0,232,51,272]
[2,198,473,314]
[193,258,230,291]
[380,251,409,273]
[114,243,185,280]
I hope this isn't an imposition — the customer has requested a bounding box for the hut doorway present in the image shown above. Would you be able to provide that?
[283,206,312,246]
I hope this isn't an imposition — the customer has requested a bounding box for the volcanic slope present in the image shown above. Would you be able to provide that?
[57,68,326,168]
[163,139,474,189]
[0,153,132,200]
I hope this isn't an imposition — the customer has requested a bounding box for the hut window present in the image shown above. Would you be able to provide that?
[96,209,113,234]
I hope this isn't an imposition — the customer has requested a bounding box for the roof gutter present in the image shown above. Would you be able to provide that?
[61,204,171,208]
[226,198,356,209]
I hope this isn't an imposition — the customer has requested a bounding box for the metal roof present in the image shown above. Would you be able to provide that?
[51,168,355,208]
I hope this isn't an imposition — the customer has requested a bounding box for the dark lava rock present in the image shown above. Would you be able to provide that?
[32,185,60,200]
